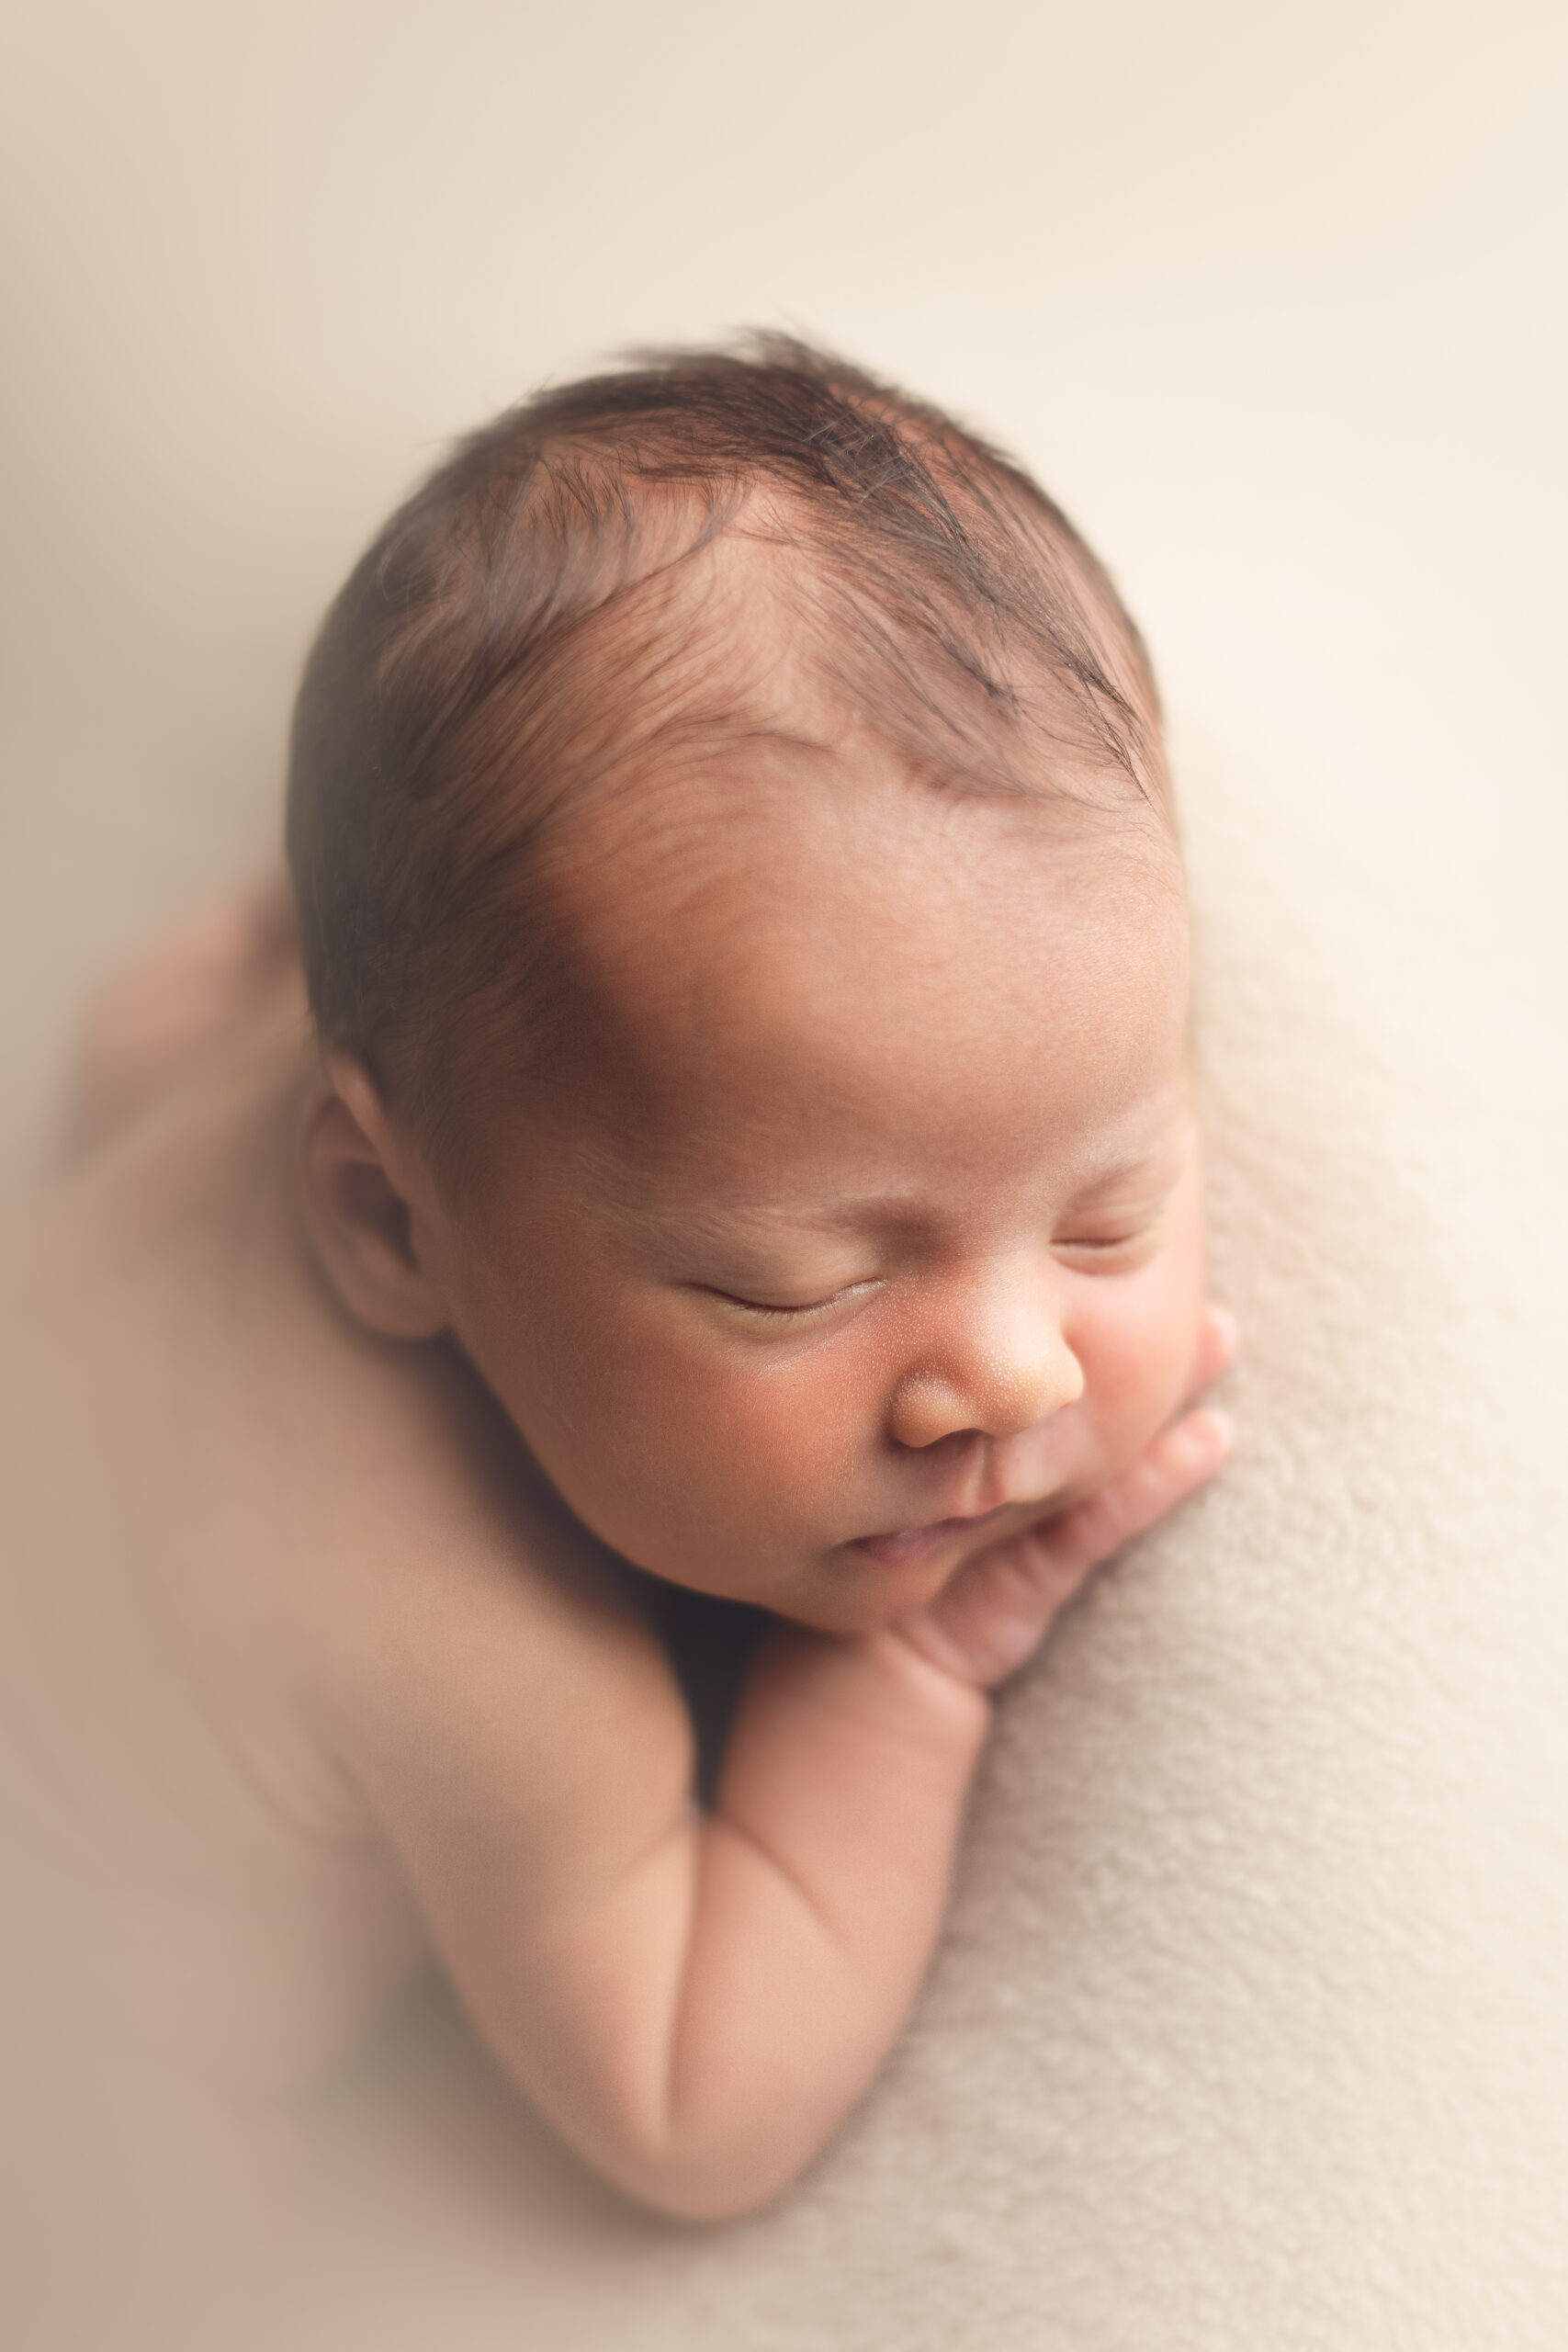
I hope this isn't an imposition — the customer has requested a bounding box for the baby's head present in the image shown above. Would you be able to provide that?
[289,338,1202,1630]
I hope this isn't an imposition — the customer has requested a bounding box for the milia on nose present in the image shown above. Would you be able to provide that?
[886,1329,1088,1453]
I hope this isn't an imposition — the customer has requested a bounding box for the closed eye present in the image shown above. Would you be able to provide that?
[709,1280,880,1321]
[1053,1222,1163,1268]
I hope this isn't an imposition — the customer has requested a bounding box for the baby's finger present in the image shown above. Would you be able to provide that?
[1182,1303,1237,1407]
[1041,1405,1233,1584]
[897,1408,1232,1689]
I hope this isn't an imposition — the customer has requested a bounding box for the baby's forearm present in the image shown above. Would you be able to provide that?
[669,1627,989,2202]
[508,1626,989,2221]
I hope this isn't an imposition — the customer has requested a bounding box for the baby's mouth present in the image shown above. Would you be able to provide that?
[848,1503,1011,1568]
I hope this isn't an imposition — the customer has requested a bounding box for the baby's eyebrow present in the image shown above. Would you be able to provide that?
[1065,1136,1190,1192]
[647,1146,1190,1250]
[659,1195,908,1246]
[598,1102,1196,1249]
[1051,1139,1193,1215]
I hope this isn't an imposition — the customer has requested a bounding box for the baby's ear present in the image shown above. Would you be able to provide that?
[297,1057,450,1340]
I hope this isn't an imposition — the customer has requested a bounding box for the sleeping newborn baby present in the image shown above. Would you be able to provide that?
[1,341,1232,2221]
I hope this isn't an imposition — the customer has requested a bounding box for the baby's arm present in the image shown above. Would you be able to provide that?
[651,1394,1233,2216]
[322,1355,1230,2222]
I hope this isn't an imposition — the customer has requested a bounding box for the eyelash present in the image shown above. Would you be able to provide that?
[706,1209,1167,1322]
[717,1233,1155,1318]
[716,1282,875,1321]
[1054,1223,1160,1262]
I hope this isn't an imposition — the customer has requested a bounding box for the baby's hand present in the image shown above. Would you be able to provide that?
[893,1305,1236,1691]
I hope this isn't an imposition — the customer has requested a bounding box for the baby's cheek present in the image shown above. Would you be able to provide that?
[1073,1268,1202,1462]
[592,1317,862,1549]
[699,1355,867,1524]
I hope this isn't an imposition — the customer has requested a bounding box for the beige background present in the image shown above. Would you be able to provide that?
[4,4,1567,2347]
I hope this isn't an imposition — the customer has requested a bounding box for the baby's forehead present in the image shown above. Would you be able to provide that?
[545,709,1030,968]
[534,740,1189,1151]
[438,494,1180,1182]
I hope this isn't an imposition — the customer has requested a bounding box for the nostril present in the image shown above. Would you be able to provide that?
[892,1424,986,1459]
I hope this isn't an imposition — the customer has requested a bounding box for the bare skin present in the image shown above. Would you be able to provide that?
[62,871,299,1157]
[2,752,1232,2222]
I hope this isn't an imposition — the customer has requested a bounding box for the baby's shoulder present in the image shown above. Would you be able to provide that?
[278,1317,684,1796]
[0,1031,682,1845]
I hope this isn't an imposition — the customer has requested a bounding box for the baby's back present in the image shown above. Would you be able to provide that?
[0,1000,465,2086]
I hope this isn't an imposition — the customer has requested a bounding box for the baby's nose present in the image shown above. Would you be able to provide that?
[886,1272,1085,1452]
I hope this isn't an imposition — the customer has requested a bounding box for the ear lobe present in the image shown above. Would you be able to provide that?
[297,1059,450,1340]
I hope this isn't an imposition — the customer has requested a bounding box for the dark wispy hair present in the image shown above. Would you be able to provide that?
[286,334,1165,1173]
